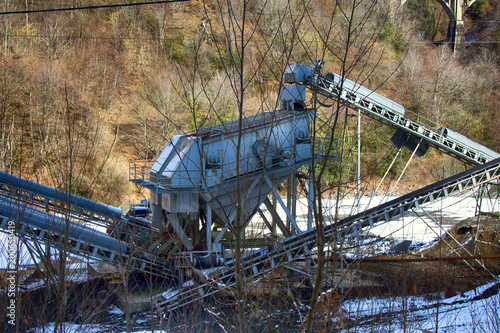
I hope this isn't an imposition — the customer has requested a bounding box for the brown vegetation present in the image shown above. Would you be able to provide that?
[0,1,499,332]
[0,1,497,205]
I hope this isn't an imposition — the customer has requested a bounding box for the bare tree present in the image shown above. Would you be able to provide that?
[37,14,69,59]
[0,60,29,173]
[201,1,300,330]
[137,0,396,331]
[295,0,393,331]
[0,0,17,55]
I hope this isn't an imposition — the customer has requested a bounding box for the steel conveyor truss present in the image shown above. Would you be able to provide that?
[299,62,500,165]
[0,171,176,279]
[155,157,500,312]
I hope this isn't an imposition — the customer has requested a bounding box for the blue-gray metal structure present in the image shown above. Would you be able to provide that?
[153,62,500,312]
[0,171,121,225]
[0,195,127,257]
[0,170,177,279]
[129,87,333,255]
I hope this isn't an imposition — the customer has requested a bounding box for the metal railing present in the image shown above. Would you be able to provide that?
[129,160,155,184]
[314,137,338,159]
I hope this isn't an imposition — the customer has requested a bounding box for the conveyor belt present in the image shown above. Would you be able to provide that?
[307,70,499,165]
[0,171,156,241]
[0,196,177,279]
[155,157,500,312]
[0,171,120,228]
[281,62,498,164]
[0,172,175,279]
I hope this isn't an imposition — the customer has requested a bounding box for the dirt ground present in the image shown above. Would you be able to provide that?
[351,215,500,299]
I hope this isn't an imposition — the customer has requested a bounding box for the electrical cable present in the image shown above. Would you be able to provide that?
[0,0,190,16]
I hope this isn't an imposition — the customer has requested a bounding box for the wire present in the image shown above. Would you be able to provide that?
[0,0,190,15]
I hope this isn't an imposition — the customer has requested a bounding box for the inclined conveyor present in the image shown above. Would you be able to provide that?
[289,60,500,165]
[0,171,176,279]
[156,157,500,311]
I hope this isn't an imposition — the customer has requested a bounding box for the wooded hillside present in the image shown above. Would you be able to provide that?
[0,0,498,205]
